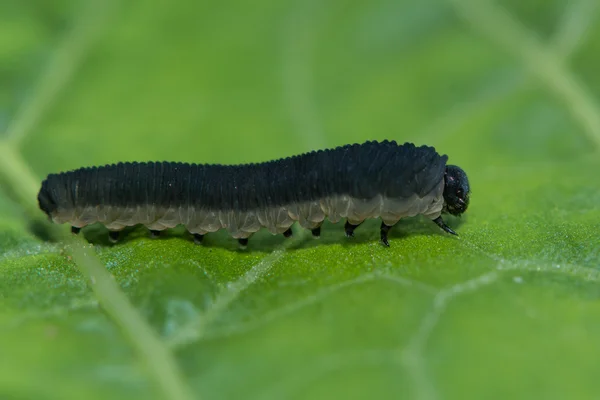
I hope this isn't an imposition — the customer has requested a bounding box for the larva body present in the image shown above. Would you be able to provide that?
[37,140,470,246]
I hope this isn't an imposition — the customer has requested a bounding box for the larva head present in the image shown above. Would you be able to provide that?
[442,165,470,216]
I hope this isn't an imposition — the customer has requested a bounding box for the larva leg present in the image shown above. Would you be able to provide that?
[71,226,81,235]
[108,231,120,243]
[193,233,204,244]
[433,216,457,236]
[238,238,249,248]
[380,222,394,247]
[150,229,161,239]
[283,228,293,238]
[311,226,321,238]
[344,221,362,238]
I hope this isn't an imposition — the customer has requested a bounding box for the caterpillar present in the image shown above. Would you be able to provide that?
[37,140,470,247]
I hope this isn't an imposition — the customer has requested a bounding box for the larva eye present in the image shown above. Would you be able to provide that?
[456,188,463,197]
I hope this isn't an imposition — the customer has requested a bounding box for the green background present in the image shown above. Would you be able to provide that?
[1,0,599,399]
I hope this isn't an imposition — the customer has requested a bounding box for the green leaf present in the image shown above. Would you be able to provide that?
[1,0,600,399]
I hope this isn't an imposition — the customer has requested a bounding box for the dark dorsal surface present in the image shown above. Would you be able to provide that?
[37,140,448,216]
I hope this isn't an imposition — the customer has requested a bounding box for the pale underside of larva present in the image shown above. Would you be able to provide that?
[50,180,444,239]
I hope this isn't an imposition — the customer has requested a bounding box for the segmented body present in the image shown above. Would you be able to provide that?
[37,140,449,243]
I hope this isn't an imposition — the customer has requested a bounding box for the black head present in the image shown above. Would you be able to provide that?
[442,165,470,216]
